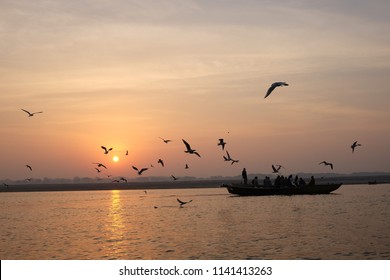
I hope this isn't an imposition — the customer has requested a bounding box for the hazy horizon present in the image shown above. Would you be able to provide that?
[1,0,389,181]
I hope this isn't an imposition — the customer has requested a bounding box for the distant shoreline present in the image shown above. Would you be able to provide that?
[1,175,389,193]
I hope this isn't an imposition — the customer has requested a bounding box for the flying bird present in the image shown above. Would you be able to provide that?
[119,177,128,183]
[185,164,189,169]
[101,146,113,154]
[93,162,107,169]
[223,151,232,162]
[182,139,201,157]
[217,138,226,150]
[319,161,333,170]
[271,164,284,173]
[223,150,239,164]
[159,137,172,144]
[351,141,362,153]
[157,159,164,167]
[264,82,289,98]
[126,150,128,156]
[94,168,101,173]
[26,165,32,171]
[171,175,178,181]
[21,109,43,117]
[132,166,148,175]
[177,198,192,207]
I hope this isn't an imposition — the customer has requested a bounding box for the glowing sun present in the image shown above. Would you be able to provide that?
[112,156,119,162]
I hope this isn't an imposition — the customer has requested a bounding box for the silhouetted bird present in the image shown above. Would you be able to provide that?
[132,166,148,175]
[182,139,201,157]
[126,150,128,156]
[177,198,192,207]
[171,175,178,181]
[93,162,107,169]
[119,177,127,183]
[217,138,226,150]
[185,164,189,169]
[101,146,113,154]
[157,159,164,167]
[21,108,43,117]
[351,141,362,153]
[264,82,289,98]
[272,164,284,173]
[95,168,101,173]
[319,161,333,170]
[26,165,32,171]
[223,150,239,164]
[159,137,172,143]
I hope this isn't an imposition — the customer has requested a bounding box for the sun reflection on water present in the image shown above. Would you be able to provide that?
[106,190,125,257]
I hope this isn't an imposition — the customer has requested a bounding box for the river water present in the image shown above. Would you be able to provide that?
[0,184,389,259]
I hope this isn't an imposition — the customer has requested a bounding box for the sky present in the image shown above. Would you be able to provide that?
[1,0,389,181]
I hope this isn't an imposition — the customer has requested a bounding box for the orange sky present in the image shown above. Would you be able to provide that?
[1,0,389,180]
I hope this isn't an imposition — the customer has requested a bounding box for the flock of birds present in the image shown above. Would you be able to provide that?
[2,84,363,205]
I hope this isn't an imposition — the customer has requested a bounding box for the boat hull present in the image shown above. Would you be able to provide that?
[222,183,342,196]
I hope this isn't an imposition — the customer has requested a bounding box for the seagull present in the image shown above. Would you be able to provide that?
[271,164,284,173]
[223,150,239,164]
[182,139,201,157]
[351,141,362,153]
[119,177,128,183]
[185,164,189,169]
[171,175,178,181]
[177,198,192,207]
[319,161,333,170]
[26,165,32,171]
[126,150,128,156]
[25,178,32,182]
[95,168,101,173]
[159,137,172,144]
[217,138,226,150]
[157,159,164,167]
[132,166,148,175]
[264,82,289,98]
[112,179,120,183]
[223,151,232,162]
[101,146,113,154]
[93,162,107,169]
[21,108,43,117]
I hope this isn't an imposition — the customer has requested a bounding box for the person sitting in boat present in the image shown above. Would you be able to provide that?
[309,176,315,186]
[294,175,299,186]
[263,176,272,186]
[274,175,282,187]
[286,175,293,187]
[251,176,259,187]
[298,177,306,186]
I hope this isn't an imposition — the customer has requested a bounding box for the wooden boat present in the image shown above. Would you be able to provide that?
[221,183,342,196]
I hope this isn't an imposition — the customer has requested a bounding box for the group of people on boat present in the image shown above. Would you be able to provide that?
[241,168,315,188]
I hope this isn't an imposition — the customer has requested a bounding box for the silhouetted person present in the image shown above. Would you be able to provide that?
[242,168,248,184]
[264,176,272,186]
[251,176,259,187]
[309,176,315,186]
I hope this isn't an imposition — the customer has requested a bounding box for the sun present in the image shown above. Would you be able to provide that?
[112,156,119,162]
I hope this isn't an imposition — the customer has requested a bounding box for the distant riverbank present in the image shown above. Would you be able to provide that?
[1,174,390,193]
